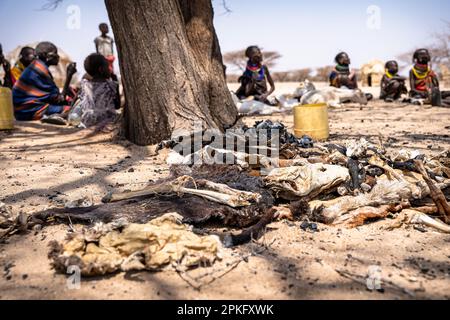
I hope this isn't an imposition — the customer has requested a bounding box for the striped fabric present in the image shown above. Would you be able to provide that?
[12,59,61,121]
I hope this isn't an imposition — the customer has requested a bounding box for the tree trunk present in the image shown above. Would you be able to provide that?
[105,0,237,146]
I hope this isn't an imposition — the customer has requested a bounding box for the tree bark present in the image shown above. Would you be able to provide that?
[105,0,237,146]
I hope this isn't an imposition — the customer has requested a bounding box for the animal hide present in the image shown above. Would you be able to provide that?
[300,87,368,108]
[310,180,413,224]
[49,213,222,276]
[264,163,350,200]
[35,165,275,233]
[332,202,408,228]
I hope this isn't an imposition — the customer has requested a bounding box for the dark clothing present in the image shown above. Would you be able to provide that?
[380,74,407,101]
[236,62,270,103]
[329,65,358,89]
[442,90,450,107]
[12,59,70,121]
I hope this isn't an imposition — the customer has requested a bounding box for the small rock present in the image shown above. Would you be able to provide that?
[128,168,135,173]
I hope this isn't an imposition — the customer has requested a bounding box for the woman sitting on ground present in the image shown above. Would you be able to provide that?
[12,41,77,122]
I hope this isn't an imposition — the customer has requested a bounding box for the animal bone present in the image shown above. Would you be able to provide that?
[103,176,261,209]
[388,209,450,234]
[368,155,406,182]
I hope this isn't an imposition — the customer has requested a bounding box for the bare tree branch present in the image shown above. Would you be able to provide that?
[223,49,282,73]
[221,0,232,13]
[398,20,450,71]
[39,0,63,11]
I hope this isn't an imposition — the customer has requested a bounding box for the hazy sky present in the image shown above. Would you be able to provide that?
[0,0,449,73]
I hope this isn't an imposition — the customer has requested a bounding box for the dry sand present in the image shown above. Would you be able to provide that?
[0,83,449,300]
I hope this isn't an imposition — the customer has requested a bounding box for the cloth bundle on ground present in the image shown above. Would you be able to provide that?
[13,59,69,121]
[293,80,368,108]
[49,213,222,276]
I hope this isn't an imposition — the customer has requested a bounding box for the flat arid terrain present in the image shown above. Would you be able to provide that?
[1,83,449,300]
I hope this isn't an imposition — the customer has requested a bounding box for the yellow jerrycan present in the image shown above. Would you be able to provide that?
[294,103,329,141]
[0,87,14,130]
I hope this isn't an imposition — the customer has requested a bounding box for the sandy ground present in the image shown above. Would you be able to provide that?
[0,83,450,300]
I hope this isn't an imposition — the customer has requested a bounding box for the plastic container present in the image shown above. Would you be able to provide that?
[0,87,14,130]
[294,103,329,141]
[68,100,83,127]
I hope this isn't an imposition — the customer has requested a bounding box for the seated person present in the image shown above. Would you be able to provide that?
[0,43,12,88]
[11,46,36,86]
[12,41,77,122]
[380,60,407,102]
[69,53,119,128]
[409,48,440,104]
[330,52,358,89]
[235,46,275,105]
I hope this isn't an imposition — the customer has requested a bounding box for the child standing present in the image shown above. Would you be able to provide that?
[94,23,116,79]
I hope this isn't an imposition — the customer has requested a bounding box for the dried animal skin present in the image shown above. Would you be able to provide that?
[332,205,392,228]
[264,163,350,200]
[332,202,408,228]
[369,156,450,200]
[105,176,261,208]
[49,213,222,276]
[345,138,375,158]
[310,180,412,224]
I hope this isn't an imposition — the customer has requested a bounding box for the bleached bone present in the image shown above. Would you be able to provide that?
[395,209,450,234]
[103,176,261,208]
[368,155,406,182]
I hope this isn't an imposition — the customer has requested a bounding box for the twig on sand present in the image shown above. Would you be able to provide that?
[175,257,246,291]
[335,269,416,298]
